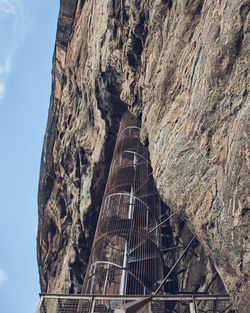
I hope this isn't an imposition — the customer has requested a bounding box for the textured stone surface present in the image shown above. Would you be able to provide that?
[37,0,249,311]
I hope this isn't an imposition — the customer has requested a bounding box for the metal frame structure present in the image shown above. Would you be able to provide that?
[82,112,163,297]
[36,294,231,313]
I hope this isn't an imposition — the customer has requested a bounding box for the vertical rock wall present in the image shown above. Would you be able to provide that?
[37,0,249,311]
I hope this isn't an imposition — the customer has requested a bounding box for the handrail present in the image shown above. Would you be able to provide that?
[86,260,149,293]
[118,126,140,139]
[39,293,230,301]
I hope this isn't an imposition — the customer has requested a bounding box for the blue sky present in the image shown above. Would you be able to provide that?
[0,1,59,312]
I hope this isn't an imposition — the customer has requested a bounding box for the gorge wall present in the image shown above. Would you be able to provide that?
[37,0,249,312]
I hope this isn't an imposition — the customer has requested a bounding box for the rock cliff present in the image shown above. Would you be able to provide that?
[37,0,249,312]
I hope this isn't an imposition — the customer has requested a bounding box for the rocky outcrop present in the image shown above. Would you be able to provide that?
[37,0,249,312]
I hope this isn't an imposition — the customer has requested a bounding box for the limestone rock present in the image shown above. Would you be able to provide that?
[37,0,249,311]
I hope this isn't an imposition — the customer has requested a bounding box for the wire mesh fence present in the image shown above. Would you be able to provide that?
[38,297,91,313]
[36,294,232,313]
[82,112,163,296]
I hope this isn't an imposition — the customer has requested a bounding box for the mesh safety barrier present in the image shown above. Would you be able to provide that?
[82,112,163,298]
[36,295,232,313]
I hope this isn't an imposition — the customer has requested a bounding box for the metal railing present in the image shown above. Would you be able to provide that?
[36,293,232,313]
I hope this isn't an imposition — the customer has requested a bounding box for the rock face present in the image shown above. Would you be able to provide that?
[37,0,249,312]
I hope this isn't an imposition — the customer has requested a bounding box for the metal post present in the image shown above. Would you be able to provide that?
[148,212,177,234]
[103,263,110,294]
[154,236,196,295]
[35,296,44,313]
[194,296,198,313]
[190,296,198,313]
[120,242,128,295]
[90,263,96,294]
[189,302,196,313]
[120,151,137,295]
[90,296,96,313]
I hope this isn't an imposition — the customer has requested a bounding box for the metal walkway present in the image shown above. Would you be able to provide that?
[36,293,232,313]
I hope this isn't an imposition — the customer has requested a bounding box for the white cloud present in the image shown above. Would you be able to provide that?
[0,82,6,99]
[0,0,16,15]
[0,56,12,75]
[0,55,12,99]
[0,0,26,100]
[0,268,8,285]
